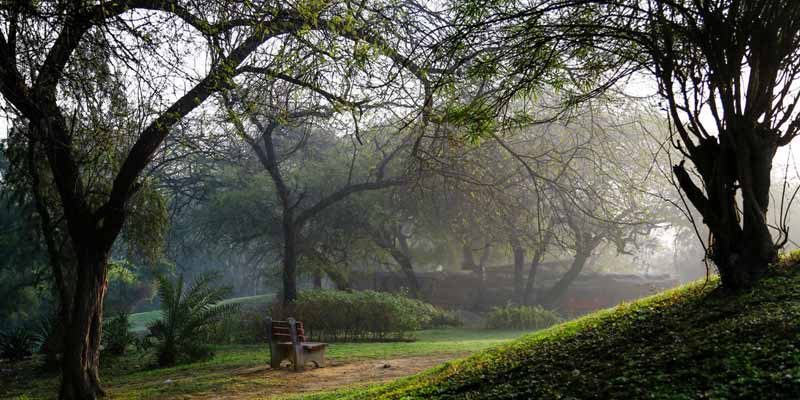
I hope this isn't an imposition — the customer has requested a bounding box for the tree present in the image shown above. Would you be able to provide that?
[221,63,420,302]
[0,1,435,397]
[633,0,800,289]
[443,0,800,290]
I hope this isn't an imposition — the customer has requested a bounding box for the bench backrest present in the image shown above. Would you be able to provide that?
[267,317,306,344]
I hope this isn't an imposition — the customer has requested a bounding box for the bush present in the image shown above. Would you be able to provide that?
[424,307,464,329]
[148,272,237,366]
[102,312,135,355]
[486,304,561,330]
[271,290,439,342]
[205,304,270,345]
[0,327,39,361]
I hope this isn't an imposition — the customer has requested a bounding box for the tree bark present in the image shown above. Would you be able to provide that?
[673,122,778,290]
[59,248,109,400]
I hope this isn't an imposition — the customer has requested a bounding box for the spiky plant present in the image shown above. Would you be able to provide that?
[0,327,39,361]
[148,271,237,366]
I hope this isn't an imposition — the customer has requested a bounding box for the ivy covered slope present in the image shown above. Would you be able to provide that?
[308,258,800,400]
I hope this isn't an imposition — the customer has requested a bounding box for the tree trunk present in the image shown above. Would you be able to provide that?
[673,123,778,290]
[395,233,419,297]
[282,211,298,303]
[320,264,350,291]
[313,270,323,288]
[523,229,553,306]
[474,245,491,311]
[510,237,525,304]
[59,250,109,400]
[540,250,590,309]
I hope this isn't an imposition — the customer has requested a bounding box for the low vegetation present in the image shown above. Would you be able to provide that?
[297,262,800,399]
[485,304,561,330]
[147,272,238,366]
[271,290,459,342]
[0,327,39,361]
[102,312,136,356]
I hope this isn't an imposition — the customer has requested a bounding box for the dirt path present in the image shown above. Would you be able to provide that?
[193,354,460,399]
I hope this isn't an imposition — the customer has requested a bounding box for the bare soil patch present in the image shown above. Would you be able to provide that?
[193,354,460,399]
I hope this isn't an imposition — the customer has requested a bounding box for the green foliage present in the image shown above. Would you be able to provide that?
[0,327,39,361]
[424,308,464,329]
[122,185,169,264]
[102,312,135,356]
[301,266,800,399]
[485,303,561,330]
[204,303,272,345]
[104,259,160,314]
[272,290,441,342]
[147,272,238,366]
[779,249,800,266]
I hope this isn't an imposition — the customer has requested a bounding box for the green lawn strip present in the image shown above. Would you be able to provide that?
[1,329,525,400]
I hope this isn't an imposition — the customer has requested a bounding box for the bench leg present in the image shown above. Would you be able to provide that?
[293,344,304,372]
[306,349,326,368]
[270,345,286,369]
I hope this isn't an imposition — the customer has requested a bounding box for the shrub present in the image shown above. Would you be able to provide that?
[102,312,135,355]
[424,307,464,329]
[0,327,39,361]
[486,304,561,330]
[148,272,237,366]
[271,290,438,342]
[205,304,270,345]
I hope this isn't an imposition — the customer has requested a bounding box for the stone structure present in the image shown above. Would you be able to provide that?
[352,262,679,316]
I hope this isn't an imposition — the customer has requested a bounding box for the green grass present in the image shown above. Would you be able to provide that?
[129,293,275,333]
[292,263,800,400]
[0,328,526,400]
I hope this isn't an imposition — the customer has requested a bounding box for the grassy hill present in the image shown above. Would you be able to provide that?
[298,260,800,399]
[129,293,274,333]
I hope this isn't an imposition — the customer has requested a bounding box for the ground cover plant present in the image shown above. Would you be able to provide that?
[293,261,800,399]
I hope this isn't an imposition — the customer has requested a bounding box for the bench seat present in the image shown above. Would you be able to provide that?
[276,341,328,351]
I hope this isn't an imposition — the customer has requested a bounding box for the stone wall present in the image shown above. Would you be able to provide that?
[352,263,679,316]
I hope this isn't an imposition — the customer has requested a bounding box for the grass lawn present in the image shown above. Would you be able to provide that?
[0,328,528,400]
[292,261,800,400]
[129,294,275,333]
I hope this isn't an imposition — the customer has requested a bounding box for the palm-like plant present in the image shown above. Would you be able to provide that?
[148,271,237,366]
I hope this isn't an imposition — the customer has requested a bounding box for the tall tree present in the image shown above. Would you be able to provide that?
[0,1,432,397]
[443,0,800,289]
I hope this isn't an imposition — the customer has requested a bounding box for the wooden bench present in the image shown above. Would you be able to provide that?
[266,317,327,371]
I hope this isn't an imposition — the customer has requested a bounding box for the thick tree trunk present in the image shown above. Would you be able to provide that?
[540,250,590,309]
[59,250,109,400]
[510,237,525,304]
[674,124,778,290]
